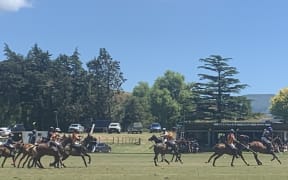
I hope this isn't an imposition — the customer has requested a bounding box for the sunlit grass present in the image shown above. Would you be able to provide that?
[0,151,287,180]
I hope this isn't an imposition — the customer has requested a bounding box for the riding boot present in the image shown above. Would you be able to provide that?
[267,144,273,153]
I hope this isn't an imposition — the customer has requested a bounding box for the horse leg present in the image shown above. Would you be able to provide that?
[37,158,44,168]
[174,152,183,164]
[85,153,91,164]
[11,156,16,167]
[162,154,170,165]
[178,154,183,164]
[81,155,88,167]
[154,153,159,166]
[1,157,7,168]
[206,152,217,163]
[238,152,249,166]
[230,155,235,167]
[253,153,262,165]
[170,153,175,162]
[17,154,27,168]
[212,154,223,166]
[22,155,31,168]
[14,152,22,162]
[271,152,281,164]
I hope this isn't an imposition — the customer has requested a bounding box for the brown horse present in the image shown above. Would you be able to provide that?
[60,135,91,167]
[14,142,35,168]
[0,144,17,168]
[247,136,282,165]
[28,142,64,168]
[148,135,183,166]
[206,135,252,167]
[150,143,170,166]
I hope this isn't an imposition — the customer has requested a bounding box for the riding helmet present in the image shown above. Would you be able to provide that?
[229,129,235,133]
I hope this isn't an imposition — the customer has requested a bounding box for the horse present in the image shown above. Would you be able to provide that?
[206,135,252,167]
[246,136,282,165]
[60,135,91,167]
[82,134,97,153]
[14,142,35,168]
[28,142,64,168]
[0,144,17,168]
[272,136,284,153]
[148,135,182,166]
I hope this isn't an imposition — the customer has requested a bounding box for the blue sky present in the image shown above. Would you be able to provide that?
[0,0,287,95]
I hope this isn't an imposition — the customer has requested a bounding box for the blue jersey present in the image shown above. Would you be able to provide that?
[262,129,272,139]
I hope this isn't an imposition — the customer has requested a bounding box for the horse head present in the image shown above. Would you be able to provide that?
[148,135,160,143]
[60,135,73,147]
[273,136,283,146]
[238,134,250,145]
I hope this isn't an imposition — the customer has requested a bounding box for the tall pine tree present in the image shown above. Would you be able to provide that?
[196,55,248,122]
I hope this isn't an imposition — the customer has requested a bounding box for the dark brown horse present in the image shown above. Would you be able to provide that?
[0,144,17,168]
[150,142,170,166]
[148,135,182,166]
[247,136,282,165]
[28,142,64,168]
[60,135,91,167]
[206,135,252,167]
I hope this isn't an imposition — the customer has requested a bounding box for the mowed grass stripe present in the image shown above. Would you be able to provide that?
[0,152,287,180]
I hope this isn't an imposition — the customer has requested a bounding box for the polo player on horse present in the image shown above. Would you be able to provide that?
[261,126,273,152]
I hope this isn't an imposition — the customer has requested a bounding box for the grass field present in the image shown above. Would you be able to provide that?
[0,132,287,180]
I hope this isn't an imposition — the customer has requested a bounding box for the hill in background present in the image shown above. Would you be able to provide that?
[244,94,274,114]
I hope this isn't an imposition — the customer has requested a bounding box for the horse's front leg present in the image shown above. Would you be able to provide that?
[271,152,281,164]
[230,155,235,167]
[11,156,16,167]
[238,152,249,166]
[85,153,91,164]
[212,154,222,166]
[253,153,262,165]
[206,152,217,163]
[1,157,7,168]
[153,153,159,166]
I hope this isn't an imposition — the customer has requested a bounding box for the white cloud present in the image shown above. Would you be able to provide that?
[0,0,32,12]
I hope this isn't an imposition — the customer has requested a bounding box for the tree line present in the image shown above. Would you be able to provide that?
[1,44,273,131]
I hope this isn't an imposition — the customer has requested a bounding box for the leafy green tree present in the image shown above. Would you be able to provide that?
[270,88,288,122]
[196,55,248,122]
[123,82,154,127]
[87,48,126,120]
[0,44,26,125]
[150,71,195,128]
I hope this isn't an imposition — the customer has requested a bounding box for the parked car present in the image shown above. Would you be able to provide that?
[149,122,162,133]
[108,122,121,134]
[0,127,11,137]
[68,123,85,133]
[95,142,112,153]
[127,122,143,134]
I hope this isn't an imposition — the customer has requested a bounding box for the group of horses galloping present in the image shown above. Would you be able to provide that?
[206,134,283,166]
[148,133,284,167]
[0,134,92,168]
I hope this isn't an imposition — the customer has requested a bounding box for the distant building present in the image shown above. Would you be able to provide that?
[178,121,288,150]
